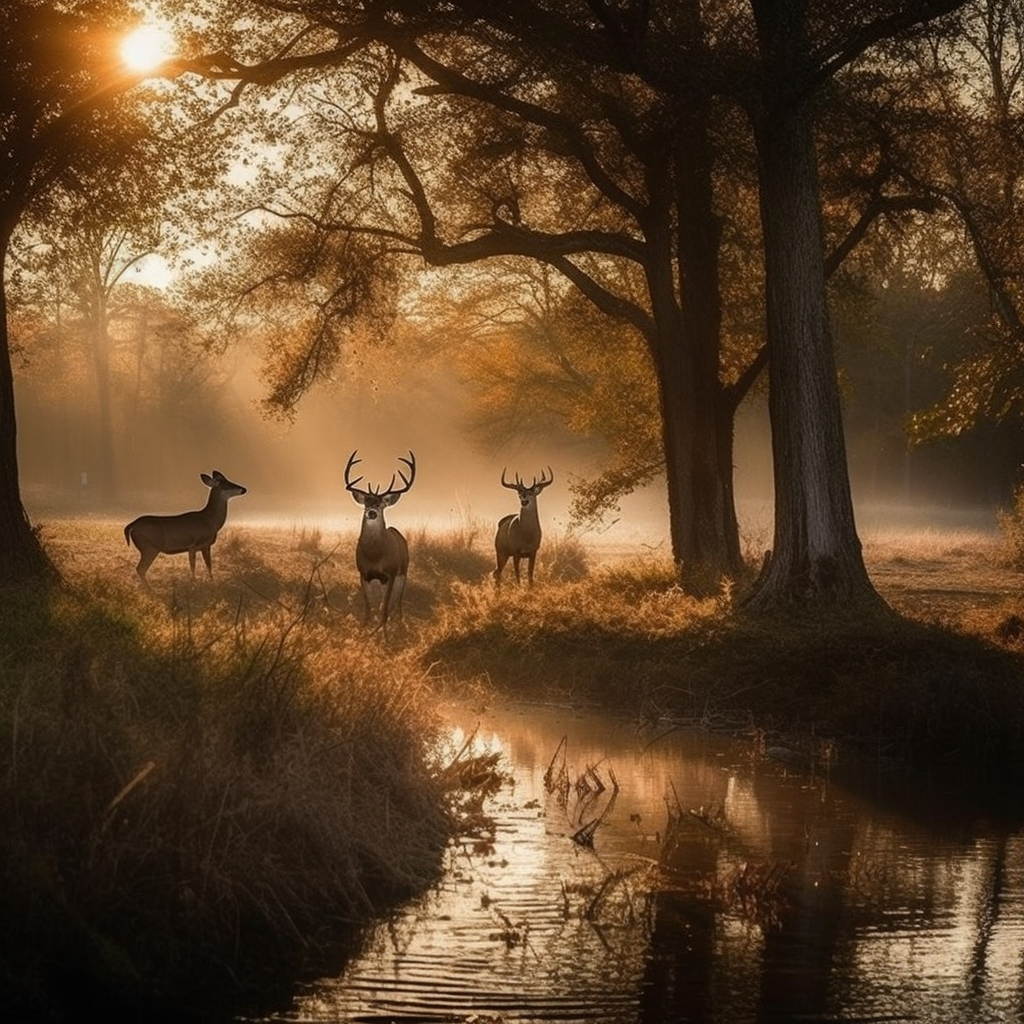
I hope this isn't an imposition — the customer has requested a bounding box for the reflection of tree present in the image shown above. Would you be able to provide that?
[640,855,718,1021]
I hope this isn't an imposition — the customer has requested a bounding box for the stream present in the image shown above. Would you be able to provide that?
[262,703,1024,1023]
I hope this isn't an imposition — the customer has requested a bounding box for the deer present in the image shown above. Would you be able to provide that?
[494,467,553,586]
[123,470,247,586]
[345,450,416,632]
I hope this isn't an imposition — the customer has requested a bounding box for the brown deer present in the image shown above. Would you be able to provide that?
[345,450,416,631]
[124,470,247,585]
[494,467,553,586]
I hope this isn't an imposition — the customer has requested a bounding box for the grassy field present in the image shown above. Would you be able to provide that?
[54,512,1024,762]
[3,513,1023,1019]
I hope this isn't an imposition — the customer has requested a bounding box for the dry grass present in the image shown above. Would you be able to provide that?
[0,521,472,1020]
[7,513,1024,1021]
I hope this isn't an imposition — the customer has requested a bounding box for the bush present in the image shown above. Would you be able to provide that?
[997,482,1024,568]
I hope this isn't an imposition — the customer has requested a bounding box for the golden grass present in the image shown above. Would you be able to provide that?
[1,519,482,1019]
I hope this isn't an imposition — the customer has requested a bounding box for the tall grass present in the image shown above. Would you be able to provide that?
[0,562,451,1020]
[7,514,1024,1020]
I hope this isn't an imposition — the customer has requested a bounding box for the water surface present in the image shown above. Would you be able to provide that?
[267,704,1024,1023]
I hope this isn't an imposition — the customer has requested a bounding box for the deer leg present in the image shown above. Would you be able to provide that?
[495,552,510,586]
[188,548,198,578]
[201,546,213,577]
[379,576,396,633]
[135,548,158,587]
[359,577,373,625]
[512,556,522,584]
[527,554,536,585]
[391,573,406,622]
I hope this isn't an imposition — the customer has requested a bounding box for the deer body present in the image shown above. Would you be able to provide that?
[495,467,553,585]
[346,451,415,632]
[124,470,247,584]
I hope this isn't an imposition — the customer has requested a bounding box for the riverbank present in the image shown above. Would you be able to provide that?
[3,517,1023,1018]
[0,570,459,1021]
[425,527,1024,791]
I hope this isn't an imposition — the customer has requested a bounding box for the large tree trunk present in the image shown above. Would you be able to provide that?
[654,332,740,594]
[0,247,59,584]
[645,111,742,594]
[745,93,879,610]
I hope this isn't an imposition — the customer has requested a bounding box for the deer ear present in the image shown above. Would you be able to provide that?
[350,490,367,506]
[382,493,401,507]
[201,473,215,487]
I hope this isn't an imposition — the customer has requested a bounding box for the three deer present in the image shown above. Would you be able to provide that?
[495,467,554,586]
[124,470,247,586]
[345,450,416,631]
[122,455,550,610]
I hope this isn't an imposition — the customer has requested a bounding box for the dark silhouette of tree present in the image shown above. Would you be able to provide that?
[0,1,162,580]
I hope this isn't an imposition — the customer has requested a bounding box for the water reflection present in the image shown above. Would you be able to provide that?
[267,704,1024,1023]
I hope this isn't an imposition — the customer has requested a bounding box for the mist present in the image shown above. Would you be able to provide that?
[17,333,1003,564]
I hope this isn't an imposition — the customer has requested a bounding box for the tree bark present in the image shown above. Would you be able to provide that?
[0,241,60,584]
[646,106,742,592]
[745,72,879,609]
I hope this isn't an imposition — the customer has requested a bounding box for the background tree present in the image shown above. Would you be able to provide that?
[880,0,1024,449]
[408,260,663,525]
[12,191,168,503]
[0,0,226,580]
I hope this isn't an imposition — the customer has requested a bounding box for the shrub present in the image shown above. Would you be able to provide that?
[997,482,1024,568]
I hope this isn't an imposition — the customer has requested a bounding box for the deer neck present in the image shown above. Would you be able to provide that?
[518,501,541,541]
[360,513,391,554]
[204,490,230,530]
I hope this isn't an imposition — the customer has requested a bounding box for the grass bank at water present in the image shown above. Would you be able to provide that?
[0,568,452,1021]
[4,516,1024,1019]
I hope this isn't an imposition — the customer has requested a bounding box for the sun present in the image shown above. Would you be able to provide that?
[120,23,174,73]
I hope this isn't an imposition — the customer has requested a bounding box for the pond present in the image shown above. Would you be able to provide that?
[262,703,1024,1023]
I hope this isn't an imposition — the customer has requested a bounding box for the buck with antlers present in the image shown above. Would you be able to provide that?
[345,450,416,631]
[124,470,247,586]
[494,467,554,586]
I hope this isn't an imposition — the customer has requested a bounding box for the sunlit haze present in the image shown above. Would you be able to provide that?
[121,23,174,73]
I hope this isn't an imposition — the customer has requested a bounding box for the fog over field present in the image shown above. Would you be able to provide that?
[17,338,1003,557]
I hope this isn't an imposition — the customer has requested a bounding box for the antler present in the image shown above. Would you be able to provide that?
[349,450,416,498]
[344,450,369,498]
[383,451,416,497]
[502,467,553,491]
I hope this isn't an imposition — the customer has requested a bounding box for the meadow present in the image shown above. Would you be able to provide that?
[3,511,1024,1019]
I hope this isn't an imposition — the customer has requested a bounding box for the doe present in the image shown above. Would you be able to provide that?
[124,470,247,585]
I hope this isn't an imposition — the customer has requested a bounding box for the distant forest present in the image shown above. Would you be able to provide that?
[11,267,1024,518]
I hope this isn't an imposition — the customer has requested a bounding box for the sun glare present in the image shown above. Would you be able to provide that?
[121,23,174,73]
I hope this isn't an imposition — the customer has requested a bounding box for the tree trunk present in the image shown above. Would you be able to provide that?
[656,347,741,594]
[0,246,59,585]
[91,322,118,504]
[745,93,879,610]
[644,98,742,595]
